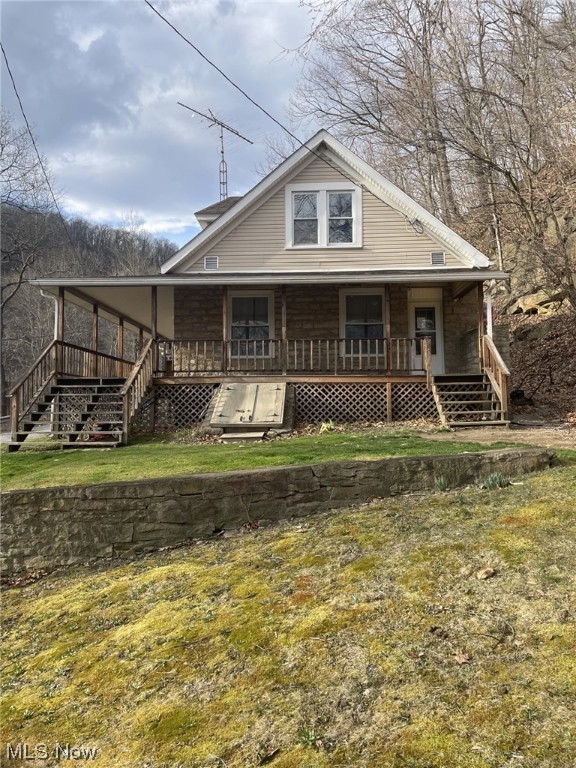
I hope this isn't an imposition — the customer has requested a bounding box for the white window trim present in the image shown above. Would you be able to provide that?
[285,182,363,249]
[228,290,275,357]
[339,288,385,357]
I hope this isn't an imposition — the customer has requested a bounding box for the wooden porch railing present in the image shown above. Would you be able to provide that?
[121,339,154,445]
[9,341,57,439]
[481,335,510,419]
[9,341,135,438]
[157,338,423,376]
[57,341,133,379]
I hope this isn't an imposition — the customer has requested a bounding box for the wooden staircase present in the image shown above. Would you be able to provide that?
[8,339,155,452]
[7,377,125,452]
[432,373,510,428]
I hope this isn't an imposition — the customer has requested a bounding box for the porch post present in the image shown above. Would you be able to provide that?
[56,287,65,341]
[386,382,393,423]
[222,286,228,375]
[56,287,65,373]
[151,286,158,372]
[117,317,125,359]
[117,317,125,377]
[477,282,485,368]
[91,304,99,376]
[384,284,391,373]
[281,285,287,375]
[486,287,493,338]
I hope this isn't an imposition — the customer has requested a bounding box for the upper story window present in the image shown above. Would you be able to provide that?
[293,192,318,245]
[286,182,362,248]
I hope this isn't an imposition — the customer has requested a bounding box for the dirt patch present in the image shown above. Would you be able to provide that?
[424,423,576,450]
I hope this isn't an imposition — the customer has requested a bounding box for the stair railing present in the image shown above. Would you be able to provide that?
[481,335,510,419]
[121,339,154,445]
[9,341,58,440]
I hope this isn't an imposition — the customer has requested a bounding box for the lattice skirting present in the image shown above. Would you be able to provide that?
[132,383,219,431]
[293,382,439,423]
[132,381,439,432]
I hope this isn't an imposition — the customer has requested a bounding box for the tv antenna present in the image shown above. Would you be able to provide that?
[178,102,253,201]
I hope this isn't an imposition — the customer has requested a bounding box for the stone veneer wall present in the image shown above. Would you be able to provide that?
[443,288,481,373]
[173,285,411,340]
[174,286,224,339]
[1,448,552,575]
[458,325,512,376]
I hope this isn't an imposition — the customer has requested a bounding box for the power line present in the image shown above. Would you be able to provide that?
[143,0,368,192]
[1,42,77,252]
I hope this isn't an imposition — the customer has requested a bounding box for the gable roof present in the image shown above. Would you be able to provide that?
[195,196,243,219]
[161,130,492,274]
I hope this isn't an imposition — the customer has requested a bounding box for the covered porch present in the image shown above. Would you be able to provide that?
[30,269,505,376]
[7,269,510,449]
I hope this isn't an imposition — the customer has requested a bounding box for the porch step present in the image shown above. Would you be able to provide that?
[56,377,124,386]
[220,431,267,442]
[9,375,126,452]
[60,441,120,449]
[443,410,505,418]
[446,421,511,428]
[442,402,497,405]
[432,372,508,429]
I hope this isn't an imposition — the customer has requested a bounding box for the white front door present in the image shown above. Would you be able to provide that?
[409,301,445,374]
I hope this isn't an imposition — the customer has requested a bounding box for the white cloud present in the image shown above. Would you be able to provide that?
[1,0,313,249]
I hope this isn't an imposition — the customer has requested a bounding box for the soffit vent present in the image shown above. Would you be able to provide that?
[204,256,219,271]
[431,251,446,266]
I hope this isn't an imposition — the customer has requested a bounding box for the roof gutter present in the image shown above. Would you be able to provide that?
[31,270,509,289]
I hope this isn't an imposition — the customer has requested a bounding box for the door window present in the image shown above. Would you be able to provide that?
[415,307,437,354]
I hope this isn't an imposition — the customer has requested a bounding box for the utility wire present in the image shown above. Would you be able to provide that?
[143,0,368,191]
[1,42,77,252]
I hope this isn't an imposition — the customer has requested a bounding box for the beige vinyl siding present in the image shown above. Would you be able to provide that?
[181,155,465,272]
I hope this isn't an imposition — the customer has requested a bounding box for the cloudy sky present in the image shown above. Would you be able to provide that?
[1,0,318,246]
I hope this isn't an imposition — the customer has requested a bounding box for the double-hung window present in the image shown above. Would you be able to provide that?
[286,183,362,248]
[340,290,385,355]
[293,192,318,245]
[229,292,274,357]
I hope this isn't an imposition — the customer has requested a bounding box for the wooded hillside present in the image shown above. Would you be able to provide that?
[291,0,576,314]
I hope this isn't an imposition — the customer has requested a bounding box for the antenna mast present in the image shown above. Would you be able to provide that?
[178,102,253,201]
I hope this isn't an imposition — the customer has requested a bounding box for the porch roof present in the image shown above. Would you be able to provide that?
[31,270,507,339]
[31,268,508,290]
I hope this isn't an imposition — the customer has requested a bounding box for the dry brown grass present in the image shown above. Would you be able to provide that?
[1,464,575,767]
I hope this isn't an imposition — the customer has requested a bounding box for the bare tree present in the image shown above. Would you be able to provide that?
[0,111,61,413]
[291,0,576,308]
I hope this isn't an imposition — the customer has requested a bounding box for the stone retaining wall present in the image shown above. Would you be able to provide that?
[1,448,553,574]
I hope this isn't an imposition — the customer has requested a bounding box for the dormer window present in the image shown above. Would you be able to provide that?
[286,182,362,248]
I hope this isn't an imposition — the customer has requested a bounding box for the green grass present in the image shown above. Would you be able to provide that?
[2,465,575,767]
[0,429,528,491]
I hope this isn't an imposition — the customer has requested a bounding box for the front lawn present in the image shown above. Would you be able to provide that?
[0,428,525,491]
[2,465,575,767]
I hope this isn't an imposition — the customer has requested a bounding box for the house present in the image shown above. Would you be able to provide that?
[9,130,510,450]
